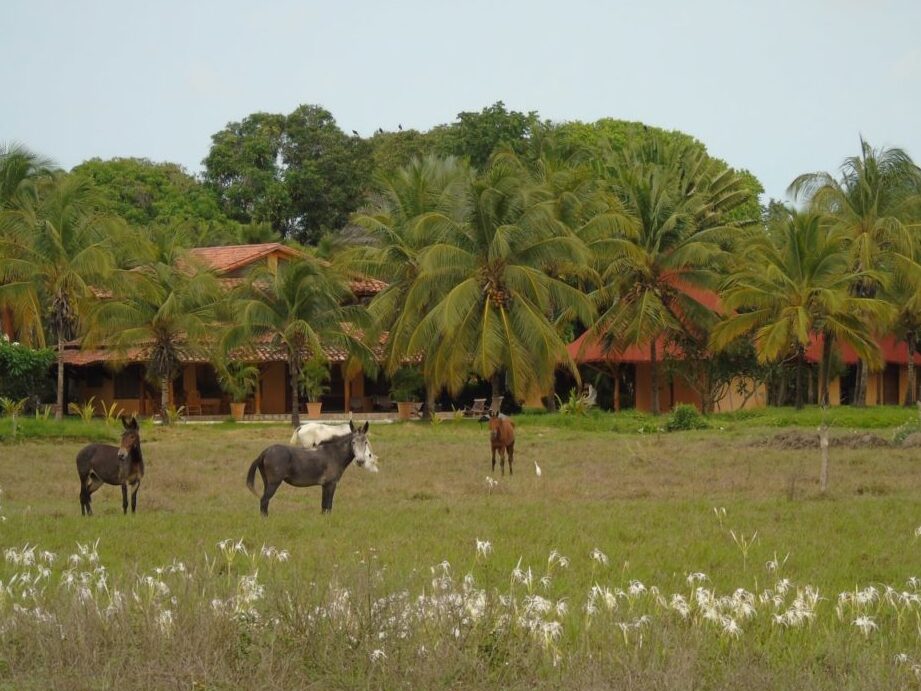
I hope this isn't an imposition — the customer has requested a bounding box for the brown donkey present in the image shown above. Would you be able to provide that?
[76,416,144,516]
[489,411,515,476]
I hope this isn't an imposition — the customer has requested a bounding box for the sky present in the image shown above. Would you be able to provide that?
[3,0,920,202]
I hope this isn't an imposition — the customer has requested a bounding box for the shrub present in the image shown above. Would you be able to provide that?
[0,338,54,405]
[893,404,921,445]
[665,404,709,431]
[556,388,590,416]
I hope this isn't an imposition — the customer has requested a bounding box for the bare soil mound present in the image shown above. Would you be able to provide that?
[899,432,921,448]
[757,430,890,449]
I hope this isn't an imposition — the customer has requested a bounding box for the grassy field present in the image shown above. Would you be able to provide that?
[1,411,921,688]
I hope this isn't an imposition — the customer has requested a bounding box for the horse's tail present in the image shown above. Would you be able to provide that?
[288,427,300,445]
[246,452,266,497]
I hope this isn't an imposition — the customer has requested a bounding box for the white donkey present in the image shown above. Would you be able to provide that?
[290,421,351,448]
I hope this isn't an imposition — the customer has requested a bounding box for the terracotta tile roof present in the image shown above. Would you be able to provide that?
[350,277,388,296]
[188,242,386,296]
[188,243,303,274]
[804,334,921,367]
[568,282,723,364]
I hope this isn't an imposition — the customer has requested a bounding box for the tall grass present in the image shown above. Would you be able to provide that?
[2,422,921,687]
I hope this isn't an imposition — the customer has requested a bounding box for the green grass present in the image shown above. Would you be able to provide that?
[1,419,921,687]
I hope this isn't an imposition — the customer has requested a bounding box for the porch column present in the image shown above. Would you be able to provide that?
[343,364,351,412]
[255,365,263,414]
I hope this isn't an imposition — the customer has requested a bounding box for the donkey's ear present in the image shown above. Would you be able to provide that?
[120,415,129,429]
[349,420,356,433]
[362,421,369,434]
[128,416,139,430]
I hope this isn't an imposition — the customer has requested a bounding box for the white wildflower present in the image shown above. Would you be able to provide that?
[475,539,492,560]
[369,648,387,663]
[853,615,877,637]
[590,548,609,567]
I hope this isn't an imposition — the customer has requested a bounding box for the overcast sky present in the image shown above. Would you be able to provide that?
[3,0,920,202]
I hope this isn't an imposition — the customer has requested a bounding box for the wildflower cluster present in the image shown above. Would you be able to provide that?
[1,536,921,678]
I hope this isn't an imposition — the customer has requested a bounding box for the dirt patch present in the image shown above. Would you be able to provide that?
[756,430,890,449]
[900,432,921,448]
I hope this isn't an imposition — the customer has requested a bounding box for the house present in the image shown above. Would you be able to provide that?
[62,243,389,417]
[804,335,921,405]
[566,331,767,413]
[566,285,767,413]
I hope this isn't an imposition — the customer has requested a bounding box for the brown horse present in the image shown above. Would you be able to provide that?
[76,416,144,516]
[489,411,515,476]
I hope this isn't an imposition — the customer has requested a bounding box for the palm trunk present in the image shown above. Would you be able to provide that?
[423,386,436,421]
[160,376,170,424]
[650,341,659,415]
[56,335,65,421]
[795,350,804,410]
[490,372,503,414]
[612,363,621,412]
[907,333,917,407]
[820,333,834,407]
[290,368,301,428]
[854,359,868,407]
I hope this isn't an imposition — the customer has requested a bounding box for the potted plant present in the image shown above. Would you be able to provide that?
[390,366,424,420]
[299,357,330,418]
[217,362,260,421]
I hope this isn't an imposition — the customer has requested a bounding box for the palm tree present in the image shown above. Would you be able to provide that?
[789,138,921,405]
[407,154,595,402]
[0,144,57,340]
[83,251,223,421]
[0,174,118,419]
[351,155,470,417]
[592,137,753,414]
[710,209,890,409]
[225,258,375,426]
[886,248,921,406]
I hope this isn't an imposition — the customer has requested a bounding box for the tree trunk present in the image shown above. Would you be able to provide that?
[795,350,804,410]
[290,368,301,428]
[854,359,868,407]
[56,335,65,421]
[423,386,436,421]
[650,341,660,415]
[160,375,172,424]
[820,333,834,407]
[906,333,917,407]
[612,363,621,412]
[490,372,503,413]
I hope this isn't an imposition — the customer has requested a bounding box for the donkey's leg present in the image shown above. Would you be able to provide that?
[260,482,281,516]
[500,449,506,476]
[130,480,141,513]
[491,447,497,474]
[84,476,104,516]
[121,484,129,514]
[321,482,338,514]
[507,443,514,476]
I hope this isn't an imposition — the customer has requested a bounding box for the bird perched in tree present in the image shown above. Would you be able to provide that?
[351,129,359,136]
[398,123,403,131]
[534,460,542,477]
[376,127,384,134]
